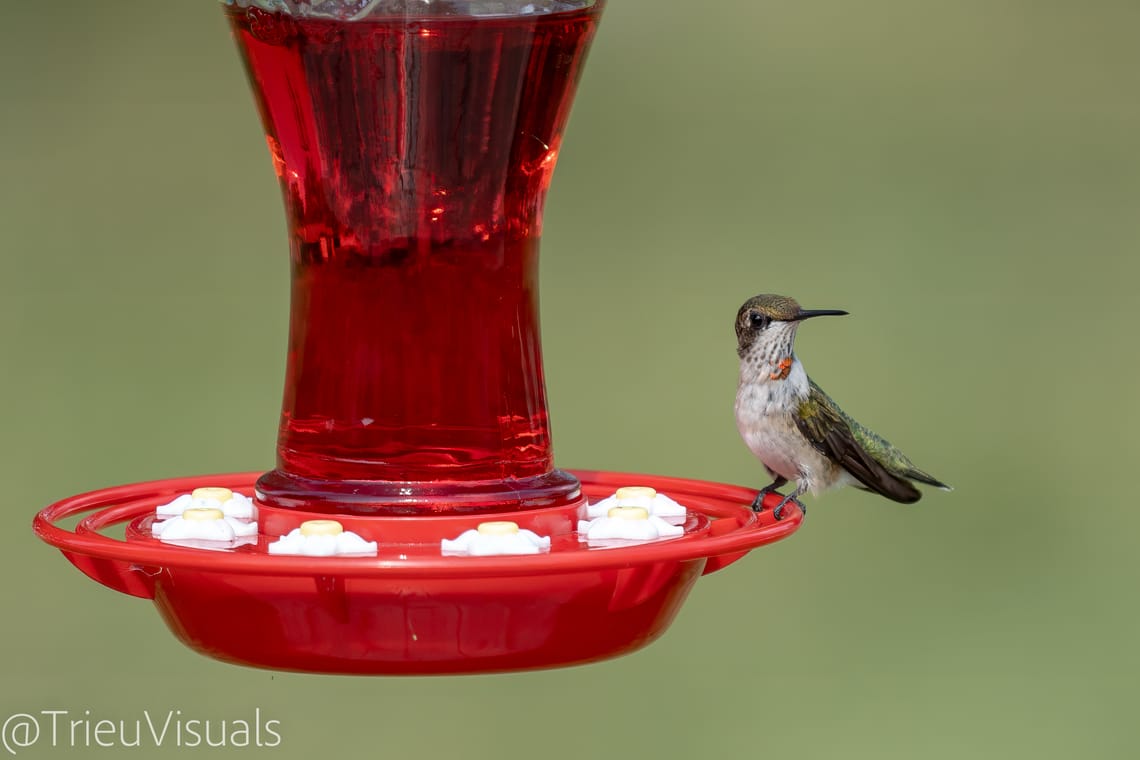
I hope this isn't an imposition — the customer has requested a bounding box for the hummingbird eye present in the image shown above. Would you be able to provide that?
[748,312,770,330]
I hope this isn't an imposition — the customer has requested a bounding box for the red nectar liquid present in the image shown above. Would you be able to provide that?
[227,3,602,512]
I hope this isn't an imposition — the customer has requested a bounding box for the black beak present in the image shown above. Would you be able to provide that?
[794,308,849,321]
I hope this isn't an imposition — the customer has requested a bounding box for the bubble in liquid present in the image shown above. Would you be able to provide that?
[246,6,297,43]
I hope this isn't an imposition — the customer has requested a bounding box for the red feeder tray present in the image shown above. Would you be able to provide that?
[34,470,801,674]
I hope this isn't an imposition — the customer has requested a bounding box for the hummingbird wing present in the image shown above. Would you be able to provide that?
[794,380,925,504]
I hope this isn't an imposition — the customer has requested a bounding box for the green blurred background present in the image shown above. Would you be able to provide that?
[3,1,1139,757]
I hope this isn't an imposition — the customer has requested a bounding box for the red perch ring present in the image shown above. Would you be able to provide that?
[34,470,801,674]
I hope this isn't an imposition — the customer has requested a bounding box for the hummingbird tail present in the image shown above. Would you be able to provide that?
[905,468,952,492]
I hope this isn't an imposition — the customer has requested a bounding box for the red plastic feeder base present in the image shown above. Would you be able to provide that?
[33,470,801,675]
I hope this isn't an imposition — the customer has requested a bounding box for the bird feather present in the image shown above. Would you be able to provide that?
[794,380,948,503]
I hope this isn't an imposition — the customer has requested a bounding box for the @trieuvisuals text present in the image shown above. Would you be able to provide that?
[2,708,282,754]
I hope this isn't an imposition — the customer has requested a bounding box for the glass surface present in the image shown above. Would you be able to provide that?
[224,0,594,19]
[226,0,603,511]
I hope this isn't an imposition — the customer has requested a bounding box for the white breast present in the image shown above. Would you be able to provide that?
[735,357,850,493]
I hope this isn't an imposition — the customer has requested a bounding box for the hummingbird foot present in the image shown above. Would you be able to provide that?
[750,476,789,512]
[772,496,805,521]
[772,483,808,521]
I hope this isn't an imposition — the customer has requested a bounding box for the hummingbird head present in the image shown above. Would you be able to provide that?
[735,294,849,359]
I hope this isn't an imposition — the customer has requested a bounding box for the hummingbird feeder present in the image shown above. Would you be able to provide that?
[33,0,802,675]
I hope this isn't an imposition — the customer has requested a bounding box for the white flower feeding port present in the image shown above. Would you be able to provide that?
[585,486,689,523]
[268,521,379,557]
[578,506,685,545]
[442,521,552,556]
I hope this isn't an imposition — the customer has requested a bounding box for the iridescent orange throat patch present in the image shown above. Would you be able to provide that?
[769,357,793,381]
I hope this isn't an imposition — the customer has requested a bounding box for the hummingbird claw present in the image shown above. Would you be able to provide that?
[751,476,789,512]
[771,481,808,520]
[772,496,806,521]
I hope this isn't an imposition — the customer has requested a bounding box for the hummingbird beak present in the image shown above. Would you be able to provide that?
[794,308,849,321]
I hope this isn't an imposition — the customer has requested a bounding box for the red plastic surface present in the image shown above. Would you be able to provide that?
[34,470,801,674]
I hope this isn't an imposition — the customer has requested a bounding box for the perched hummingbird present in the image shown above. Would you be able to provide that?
[734,294,950,519]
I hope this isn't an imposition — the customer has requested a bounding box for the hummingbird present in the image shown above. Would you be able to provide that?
[734,294,950,519]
